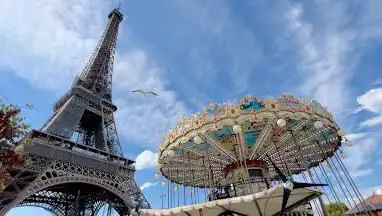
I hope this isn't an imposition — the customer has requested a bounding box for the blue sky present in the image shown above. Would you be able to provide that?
[2,0,382,215]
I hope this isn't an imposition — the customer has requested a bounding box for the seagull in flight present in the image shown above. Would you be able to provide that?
[131,89,159,96]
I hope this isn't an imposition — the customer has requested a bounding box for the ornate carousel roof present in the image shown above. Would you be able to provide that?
[157,95,347,187]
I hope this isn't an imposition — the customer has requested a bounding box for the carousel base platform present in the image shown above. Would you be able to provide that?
[140,186,321,216]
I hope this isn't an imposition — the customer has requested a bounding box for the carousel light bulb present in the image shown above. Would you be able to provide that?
[167,150,175,157]
[338,129,345,136]
[161,181,166,187]
[155,173,161,180]
[346,141,353,147]
[233,125,242,134]
[277,118,287,128]
[156,163,162,169]
[194,136,203,144]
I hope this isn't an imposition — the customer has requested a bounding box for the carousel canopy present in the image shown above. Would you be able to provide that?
[157,95,347,187]
[140,185,321,216]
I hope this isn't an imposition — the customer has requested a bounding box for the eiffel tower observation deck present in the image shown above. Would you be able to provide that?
[0,8,150,216]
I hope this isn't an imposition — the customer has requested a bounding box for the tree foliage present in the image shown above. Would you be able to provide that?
[326,202,349,216]
[0,99,31,191]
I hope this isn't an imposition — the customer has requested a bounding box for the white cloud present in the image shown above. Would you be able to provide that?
[0,0,187,149]
[357,88,382,113]
[342,138,377,178]
[140,181,158,191]
[357,87,382,127]
[135,150,158,170]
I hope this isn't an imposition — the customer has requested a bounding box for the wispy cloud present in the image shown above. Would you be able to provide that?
[345,133,370,142]
[360,116,382,127]
[140,181,158,191]
[285,2,355,117]
[350,169,373,179]
[284,0,382,121]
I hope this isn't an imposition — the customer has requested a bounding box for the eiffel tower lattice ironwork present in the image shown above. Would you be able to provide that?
[0,8,150,216]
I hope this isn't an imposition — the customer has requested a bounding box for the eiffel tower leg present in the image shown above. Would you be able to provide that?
[42,95,87,139]
[66,189,84,216]
[0,155,147,216]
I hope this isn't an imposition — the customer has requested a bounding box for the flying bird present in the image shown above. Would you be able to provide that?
[132,89,159,96]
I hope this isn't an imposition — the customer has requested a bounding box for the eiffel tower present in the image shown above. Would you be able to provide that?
[0,8,150,216]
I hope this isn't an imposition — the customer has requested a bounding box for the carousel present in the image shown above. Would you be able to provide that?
[138,95,371,216]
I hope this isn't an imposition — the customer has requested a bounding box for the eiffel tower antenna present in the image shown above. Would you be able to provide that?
[0,8,150,216]
[117,0,122,10]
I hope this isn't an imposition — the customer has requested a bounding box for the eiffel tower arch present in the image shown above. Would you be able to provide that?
[0,8,150,216]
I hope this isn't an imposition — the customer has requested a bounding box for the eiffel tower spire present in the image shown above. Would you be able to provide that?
[40,8,124,154]
[75,8,123,101]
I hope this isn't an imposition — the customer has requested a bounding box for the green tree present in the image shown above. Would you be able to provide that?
[0,98,31,191]
[326,202,349,216]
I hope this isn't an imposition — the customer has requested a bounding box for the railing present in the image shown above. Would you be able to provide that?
[208,179,268,201]
[29,130,134,167]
